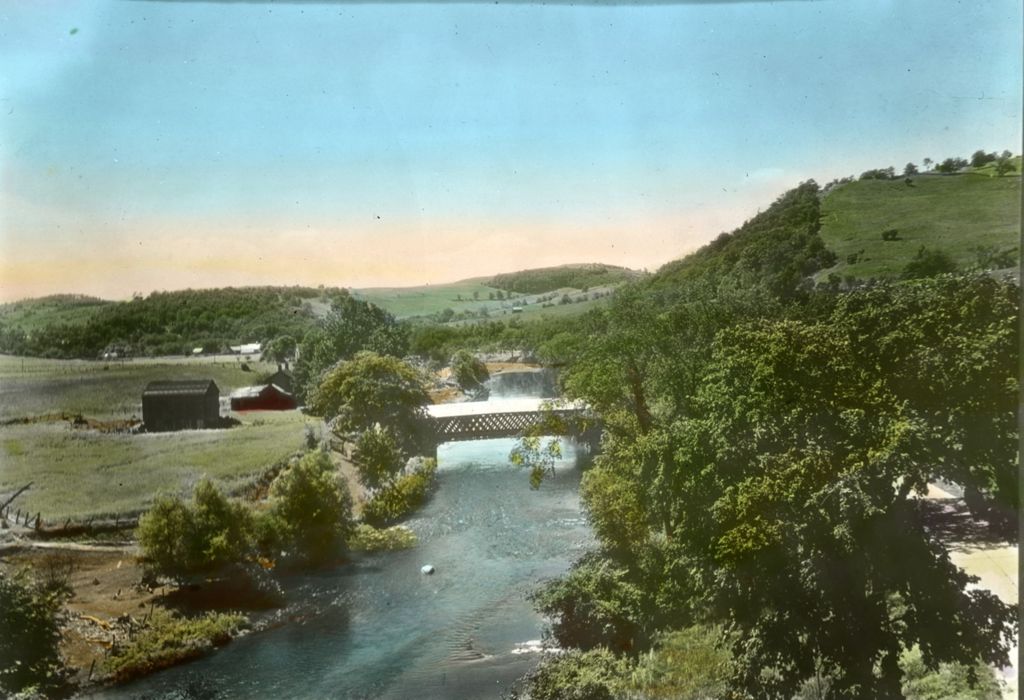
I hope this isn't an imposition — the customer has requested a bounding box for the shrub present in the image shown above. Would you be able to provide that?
[105,609,246,682]
[267,450,354,566]
[348,523,417,552]
[881,228,900,241]
[629,625,735,699]
[902,246,957,278]
[509,648,632,700]
[361,458,437,526]
[138,479,254,581]
[353,424,405,491]
[900,647,1003,700]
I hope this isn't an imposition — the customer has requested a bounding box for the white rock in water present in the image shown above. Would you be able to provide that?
[421,564,435,575]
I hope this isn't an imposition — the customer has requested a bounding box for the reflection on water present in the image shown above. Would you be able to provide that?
[88,371,591,700]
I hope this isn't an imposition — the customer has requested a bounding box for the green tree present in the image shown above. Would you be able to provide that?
[137,479,255,580]
[0,572,67,697]
[656,319,1015,697]
[353,424,405,491]
[902,246,956,278]
[264,334,296,364]
[629,625,735,700]
[450,349,489,391]
[307,351,430,454]
[268,450,354,565]
[903,162,919,176]
[994,156,1015,177]
[292,295,407,400]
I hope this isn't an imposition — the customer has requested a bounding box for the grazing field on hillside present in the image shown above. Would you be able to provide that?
[353,281,508,318]
[0,411,313,520]
[818,168,1021,281]
[0,355,276,421]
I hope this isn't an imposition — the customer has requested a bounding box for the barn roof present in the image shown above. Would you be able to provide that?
[230,384,292,399]
[143,380,219,397]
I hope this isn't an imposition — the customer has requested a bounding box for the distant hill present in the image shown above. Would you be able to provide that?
[817,159,1021,282]
[0,286,345,359]
[0,295,113,332]
[487,263,641,295]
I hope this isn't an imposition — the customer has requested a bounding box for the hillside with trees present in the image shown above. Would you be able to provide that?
[487,263,641,295]
[0,286,347,359]
[509,174,1019,698]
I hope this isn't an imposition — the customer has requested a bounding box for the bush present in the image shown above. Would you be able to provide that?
[629,625,735,699]
[0,572,67,697]
[900,647,1003,700]
[902,246,957,278]
[347,523,417,552]
[105,609,246,682]
[138,479,255,581]
[509,648,632,700]
[881,228,900,241]
[361,458,437,526]
[267,450,354,566]
[353,425,405,491]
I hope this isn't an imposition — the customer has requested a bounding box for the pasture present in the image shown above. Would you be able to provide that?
[0,355,315,520]
[818,166,1021,281]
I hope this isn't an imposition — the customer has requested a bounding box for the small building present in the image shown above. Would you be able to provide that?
[229,342,262,355]
[230,384,297,412]
[266,368,294,395]
[142,380,221,432]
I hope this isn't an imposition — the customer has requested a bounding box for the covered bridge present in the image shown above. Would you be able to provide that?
[142,380,221,432]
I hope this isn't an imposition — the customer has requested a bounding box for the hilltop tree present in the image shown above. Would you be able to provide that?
[922,157,933,170]
[903,162,918,176]
[994,156,1015,177]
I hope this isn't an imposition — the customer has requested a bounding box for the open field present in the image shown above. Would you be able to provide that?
[818,166,1021,281]
[0,355,313,519]
[355,279,619,320]
[0,355,277,421]
[0,410,314,520]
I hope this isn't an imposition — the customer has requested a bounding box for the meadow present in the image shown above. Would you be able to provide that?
[0,355,315,520]
[818,165,1021,281]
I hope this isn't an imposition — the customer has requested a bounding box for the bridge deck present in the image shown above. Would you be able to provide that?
[426,398,585,418]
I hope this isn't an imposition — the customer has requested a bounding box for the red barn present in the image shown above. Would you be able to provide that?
[230,384,297,411]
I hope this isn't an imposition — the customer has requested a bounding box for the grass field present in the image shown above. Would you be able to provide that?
[0,411,313,520]
[356,280,618,321]
[0,355,313,519]
[0,355,278,421]
[818,165,1021,281]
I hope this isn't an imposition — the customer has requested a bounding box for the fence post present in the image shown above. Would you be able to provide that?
[34,513,41,530]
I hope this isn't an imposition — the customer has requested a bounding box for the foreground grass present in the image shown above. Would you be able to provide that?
[0,411,312,520]
[818,169,1020,281]
[0,355,276,421]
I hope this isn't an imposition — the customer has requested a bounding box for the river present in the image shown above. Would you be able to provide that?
[89,370,593,699]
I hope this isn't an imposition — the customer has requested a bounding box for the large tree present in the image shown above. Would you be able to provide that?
[307,351,430,454]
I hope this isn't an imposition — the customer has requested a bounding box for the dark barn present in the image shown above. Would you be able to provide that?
[230,383,297,411]
[142,380,221,431]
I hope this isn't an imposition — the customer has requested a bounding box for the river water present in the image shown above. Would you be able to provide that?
[90,370,592,699]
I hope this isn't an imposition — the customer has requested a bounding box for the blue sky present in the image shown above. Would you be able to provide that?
[1,0,1020,300]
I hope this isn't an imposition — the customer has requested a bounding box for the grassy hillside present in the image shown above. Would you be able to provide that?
[0,295,112,332]
[353,281,506,319]
[488,263,640,295]
[818,164,1020,281]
